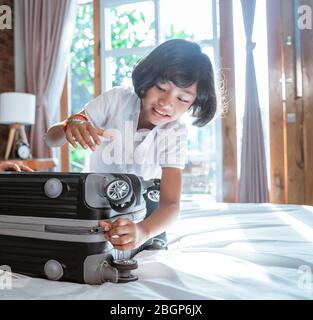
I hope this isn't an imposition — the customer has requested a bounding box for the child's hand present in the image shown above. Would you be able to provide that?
[0,162,33,172]
[65,117,113,151]
[104,218,148,251]
[99,220,112,232]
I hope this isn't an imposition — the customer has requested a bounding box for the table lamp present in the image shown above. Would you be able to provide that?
[0,92,36,160]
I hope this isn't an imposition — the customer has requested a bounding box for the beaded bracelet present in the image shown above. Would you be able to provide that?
[63,113,88,132]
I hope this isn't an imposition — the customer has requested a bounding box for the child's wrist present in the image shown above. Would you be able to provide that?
[138,220,151,241]
[63,113,88,132]
[70,113,88,122]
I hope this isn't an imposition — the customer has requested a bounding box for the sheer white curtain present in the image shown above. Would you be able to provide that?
[48,0,77,128]
[238,0,269,203]
[48,1,77,169]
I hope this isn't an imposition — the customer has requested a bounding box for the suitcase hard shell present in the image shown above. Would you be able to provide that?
[0,172,159,284]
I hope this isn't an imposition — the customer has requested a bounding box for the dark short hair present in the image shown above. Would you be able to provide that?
[132,39,217,127]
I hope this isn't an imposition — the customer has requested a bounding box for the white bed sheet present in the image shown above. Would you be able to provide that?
[1,197,313,300]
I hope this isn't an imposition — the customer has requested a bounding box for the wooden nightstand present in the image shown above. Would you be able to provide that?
[0,158,58,171]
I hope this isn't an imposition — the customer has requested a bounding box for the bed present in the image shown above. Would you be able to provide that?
[1,195,313,300]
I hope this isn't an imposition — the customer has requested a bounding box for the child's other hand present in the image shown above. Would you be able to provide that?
[104,218,148,251]
[0,162,33,172]
[65,118,113,151]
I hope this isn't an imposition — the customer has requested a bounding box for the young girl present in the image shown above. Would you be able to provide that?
[46,39,217,252]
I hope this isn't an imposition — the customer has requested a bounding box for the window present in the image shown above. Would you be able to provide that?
[101,0,221,200]
[69,0,222,200]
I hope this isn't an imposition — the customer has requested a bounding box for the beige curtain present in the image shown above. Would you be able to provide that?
[238,0,269,202]
[23,0,71,158]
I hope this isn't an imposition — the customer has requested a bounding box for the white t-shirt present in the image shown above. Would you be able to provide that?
[53,86,188,180]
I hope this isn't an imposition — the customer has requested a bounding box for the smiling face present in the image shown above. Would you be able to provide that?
[138,81,197,129]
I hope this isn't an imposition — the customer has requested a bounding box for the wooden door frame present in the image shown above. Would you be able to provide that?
[60,0,101,172]
[219,0,238,202]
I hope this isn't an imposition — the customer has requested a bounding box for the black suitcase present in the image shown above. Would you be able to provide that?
[0,172,160,284]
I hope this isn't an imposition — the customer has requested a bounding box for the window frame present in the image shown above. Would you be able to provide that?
[99,0,220,91]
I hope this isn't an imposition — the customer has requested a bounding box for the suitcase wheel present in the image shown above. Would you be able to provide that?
[111,259,138,270]
[105,179,133,205]
[111,259,139,283]
[146,185,160,202]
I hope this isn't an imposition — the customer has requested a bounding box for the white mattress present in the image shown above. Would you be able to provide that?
[1,197,313,300]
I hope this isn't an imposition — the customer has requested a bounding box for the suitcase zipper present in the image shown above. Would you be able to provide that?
[89,226,107,234]
[45,225,106,235]
[0,222,106,235]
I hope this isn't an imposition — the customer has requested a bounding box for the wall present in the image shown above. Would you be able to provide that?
[268,0,313,205]
[302,0,313,205]
[0,0,15,157]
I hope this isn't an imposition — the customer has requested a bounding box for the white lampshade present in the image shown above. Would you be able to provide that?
[0,92,36,125]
